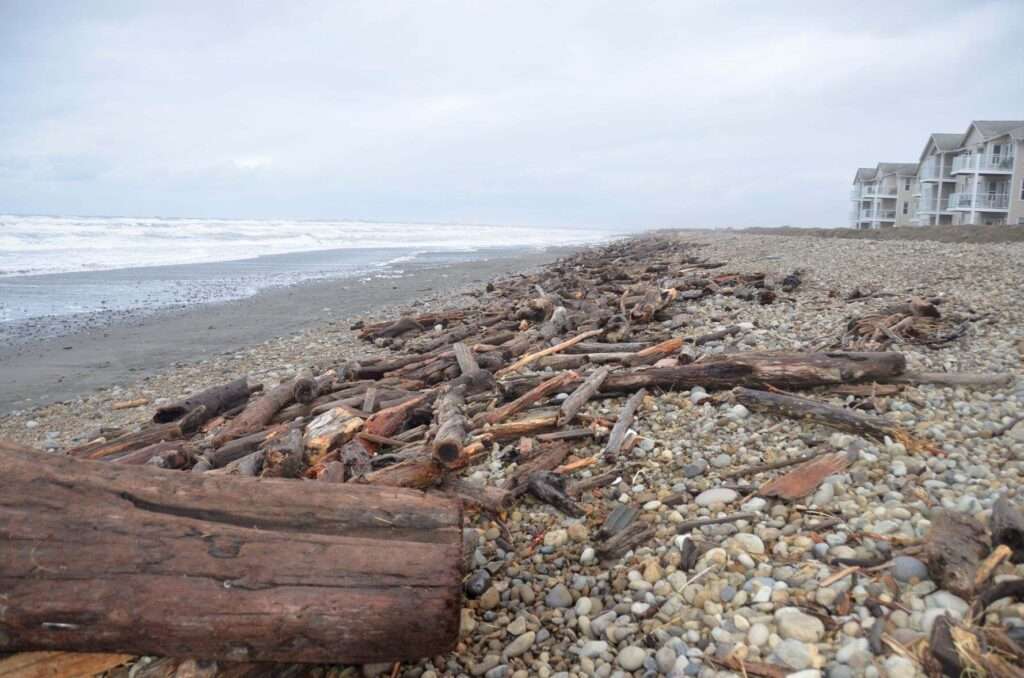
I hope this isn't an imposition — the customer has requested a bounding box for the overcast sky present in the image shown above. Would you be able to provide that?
[2,1,1022,229]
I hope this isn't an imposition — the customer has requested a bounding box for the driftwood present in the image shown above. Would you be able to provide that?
[476,371,577,426]
[733,387,918,446]
[923,510,991,598]
[0,446,462,663]
[432,386,468,466]
[758,451,853,500]
[153,378,257,425]
[991,495,1024,564]
[212,377,305,447]
[558,366,609,425]
[604,388,646,461]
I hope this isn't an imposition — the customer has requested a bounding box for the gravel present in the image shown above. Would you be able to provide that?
[5,231,1024,677]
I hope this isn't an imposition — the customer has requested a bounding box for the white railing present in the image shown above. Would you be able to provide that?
[862,209,897,220]
[951,154,1015,173]
[948,192,1010,210]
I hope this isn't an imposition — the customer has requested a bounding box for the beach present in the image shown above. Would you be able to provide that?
[0,245,576,414]
[2,231,1024,677]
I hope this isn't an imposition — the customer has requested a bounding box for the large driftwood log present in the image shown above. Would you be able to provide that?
[733,387,914,444]
[152,378,257,424]
[0,447,462,664]
[503,351,907,398]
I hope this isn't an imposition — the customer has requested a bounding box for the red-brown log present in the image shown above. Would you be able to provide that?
[0,446,462,664]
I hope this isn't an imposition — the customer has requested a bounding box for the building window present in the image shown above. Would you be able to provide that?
[902,202,908,215]
[904,179,911,191]
[1020,178,1024,200]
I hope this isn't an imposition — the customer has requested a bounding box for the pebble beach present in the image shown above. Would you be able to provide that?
[3,231,1024,678]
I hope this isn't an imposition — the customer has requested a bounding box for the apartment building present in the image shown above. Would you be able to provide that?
[947,120,1024,226]
[912,133,962,226]
[849,162,918,229]
[850,119,1024,228]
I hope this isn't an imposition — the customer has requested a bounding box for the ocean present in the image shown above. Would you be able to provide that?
[0,215,615,325]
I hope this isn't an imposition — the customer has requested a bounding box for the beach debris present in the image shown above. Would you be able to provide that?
[0,444,462,663]
[839,295,970,349]
[757,450,852,500]
[2,234,1017,671]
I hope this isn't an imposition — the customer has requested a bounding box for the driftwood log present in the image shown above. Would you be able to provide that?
[0,447,462,663]
[923,510,990,598]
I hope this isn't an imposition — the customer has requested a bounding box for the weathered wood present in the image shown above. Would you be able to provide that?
[885,370,1014,387]
[502,351,908,399]
[757,451,853,500]
[558,366,610,425]
[303,408,364,464]
[495,329,604,377]
[432,386,468,467]
[212,377,302,447]
[733,387,915,444]
[67,421,190,461]
[440,477,515,513]
[476,371,578,427]
[361,393,430,453]
[153,378,256,424]
[291,368,318,404]
[501,442,570,492]
[991,494,1024,564]
[260,428,305,478]
[604,389,646,461]
[0,652,134,678]
[923,510,990,598]
[0,446,463,663]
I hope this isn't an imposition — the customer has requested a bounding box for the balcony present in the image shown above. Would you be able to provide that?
[948,192,1010,211]
[951,154,1015,174]
[919,160,940,181]
[860,209,897,220]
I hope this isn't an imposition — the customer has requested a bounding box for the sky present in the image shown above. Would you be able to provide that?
[1,1,1023,230]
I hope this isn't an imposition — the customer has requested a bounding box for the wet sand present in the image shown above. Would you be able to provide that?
[0,248,572,414]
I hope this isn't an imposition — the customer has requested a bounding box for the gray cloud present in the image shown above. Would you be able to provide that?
[1,1,1022,228]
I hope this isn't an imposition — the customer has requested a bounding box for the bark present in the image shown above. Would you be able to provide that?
[604,389,646,461]
[152,378,257,425]
[991,494,1024,564]
[495,329,604,377]
[501,351,908,399]
[476,371,578,427]
[923,510,990,598]
[733,387,912,444]
[558,367,610,425]
[0,446,462,664]
[757,451,853,500]
[212,378,302,448]
[67,420,194,461]
[432,386,468,467]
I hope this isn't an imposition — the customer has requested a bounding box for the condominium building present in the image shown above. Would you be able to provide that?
[912,133,962,226]
[849,162,918,229]
[947,120,1024,226]
[850,119,1024,228]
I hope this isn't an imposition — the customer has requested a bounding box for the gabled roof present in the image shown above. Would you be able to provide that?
[875,162,918,178]
[917,132,964,163]
[955,120,1024,148]
[1010,126,1024,142]
[930,133,963,151]
[852,167,876,184]
[973,120,1024,139]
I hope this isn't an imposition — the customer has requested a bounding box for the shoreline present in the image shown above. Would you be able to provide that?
[0,245,581,414]
[0,231,1022,677]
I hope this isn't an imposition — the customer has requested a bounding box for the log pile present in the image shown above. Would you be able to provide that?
[838,295,970,350]
[0,234,1013,669]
